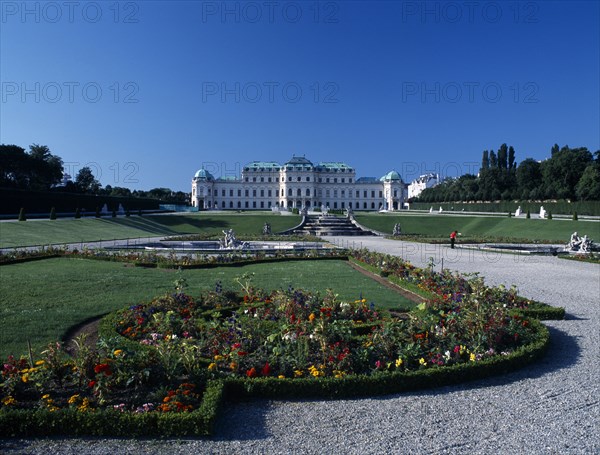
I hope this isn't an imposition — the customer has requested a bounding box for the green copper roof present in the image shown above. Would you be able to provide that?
[194,168,215,180]
[380,170,402,181]
[245,161,281,169]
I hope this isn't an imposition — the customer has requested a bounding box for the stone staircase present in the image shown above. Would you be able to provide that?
[291,214,375,236]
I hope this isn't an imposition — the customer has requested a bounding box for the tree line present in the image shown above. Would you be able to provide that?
[415,143,600,203]
[0,144,189,204]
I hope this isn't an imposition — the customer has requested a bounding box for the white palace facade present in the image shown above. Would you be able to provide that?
[191,156,407,211]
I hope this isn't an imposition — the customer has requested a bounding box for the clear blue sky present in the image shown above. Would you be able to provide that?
[1,1,598,192]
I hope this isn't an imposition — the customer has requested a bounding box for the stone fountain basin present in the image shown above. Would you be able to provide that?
[106,240,333,253]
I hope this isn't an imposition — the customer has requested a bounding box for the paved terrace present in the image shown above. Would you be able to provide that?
[2,237,599,454]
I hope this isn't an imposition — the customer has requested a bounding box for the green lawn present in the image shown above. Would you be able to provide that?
[0,213,301,248]
[0,258,414,358]
[356,213,600,243]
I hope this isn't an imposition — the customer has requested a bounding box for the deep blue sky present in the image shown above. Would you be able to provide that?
[1,1,598,191]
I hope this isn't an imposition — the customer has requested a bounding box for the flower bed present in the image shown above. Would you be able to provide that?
[0,249,557,437]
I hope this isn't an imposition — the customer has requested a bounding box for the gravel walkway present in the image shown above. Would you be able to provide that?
[2,238,599,454]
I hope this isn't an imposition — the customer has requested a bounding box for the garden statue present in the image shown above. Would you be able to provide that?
[392,223,402,236]
[515,206,522,217]
[539,206,546,219]
[565,232,593,252]
[219,229,249,250]
[300,207,308,217]
[346,206,354,218]
[439,206,443,213]
[429,207,433,213]
[262,222,272,235]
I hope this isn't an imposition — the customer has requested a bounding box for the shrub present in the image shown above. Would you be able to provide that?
[572,211,578,221]
[18,208,26,221]
[49,207,56,220]
[112,210,117,218]
[75,208,81,219]
[95,207,101,218]
[547,211,553,220]
[526,209,531,219]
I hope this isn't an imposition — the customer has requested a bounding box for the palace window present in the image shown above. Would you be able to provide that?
[238,189,241,197]
[297,188,301,196]
[253,190,257,197]
[230,189,233,197]
[306,188,310,196]
[356,190,359,198]
[268,189,272,197]
[253,201,256,208]
[371,191,375,198]
[261,177,264,182]
[260,190,264,197]
[379,190,383,198]
[364,190,367,198]
[245,189,249,197]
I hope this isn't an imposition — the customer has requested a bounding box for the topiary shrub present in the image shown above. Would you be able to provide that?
[547,211,553,220]
[75,208,81,219]
[95,207,101,218]
[18,208,26,221]
[111,210,117,218]
[572,211,578,221]
[49,207,57,220]
[526,209,531,219]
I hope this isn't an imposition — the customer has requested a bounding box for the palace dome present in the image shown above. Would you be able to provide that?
[380,170,402,181]
[194,168,214,180]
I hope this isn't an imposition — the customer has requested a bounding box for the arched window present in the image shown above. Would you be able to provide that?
[306,188,310,196]
[297,188,302,196]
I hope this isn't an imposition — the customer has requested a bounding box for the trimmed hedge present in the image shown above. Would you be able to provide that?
[0,380,225,437]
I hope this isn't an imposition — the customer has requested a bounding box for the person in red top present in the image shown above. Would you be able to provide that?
[450,230,458,249]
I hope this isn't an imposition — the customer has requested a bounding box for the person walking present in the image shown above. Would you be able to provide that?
[450,230,458,249]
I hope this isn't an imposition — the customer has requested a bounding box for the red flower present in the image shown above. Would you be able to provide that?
[237,351,247,356]
[261,362,271,377]
[246,367,257,378]
[93,363,112,376]
[88,380,96,388]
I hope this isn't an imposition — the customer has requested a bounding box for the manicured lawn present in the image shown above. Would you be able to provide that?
[0,258,414,358]
[356,213,600,243]
[0,213,301,248]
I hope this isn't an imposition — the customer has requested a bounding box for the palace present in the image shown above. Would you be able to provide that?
[191,155,407,211]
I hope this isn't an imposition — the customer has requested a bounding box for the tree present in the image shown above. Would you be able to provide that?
[508,146,516,171]
[497,143,508,170]
[516,158,542,198]
[49,207,56,220]
[481,150,489,171]
[575,163,600,200]
[18,207,26,221]
[75,167,101,193]
[541,146,592,199]
[489,150,498,168]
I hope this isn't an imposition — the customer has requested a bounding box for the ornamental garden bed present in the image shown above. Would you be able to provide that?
[0,249,561,437]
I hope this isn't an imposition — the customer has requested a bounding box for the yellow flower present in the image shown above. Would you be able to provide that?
[294,369,303,377]
[113,349,123,356]
[21,373,29,383]
[470,353,476,362]
[361,298,367,303]
[42,394,50,400]
[208,362,217,371]
[419,358,426,366]
[333,370,345,378]
[395,358,403,368]
[214,355,224,361]
[68,394,80,405]
[1,396,17,406]
[230,362,238,371]
[278,375,285,379]
[308,313,316,322]
[35,360,45,366]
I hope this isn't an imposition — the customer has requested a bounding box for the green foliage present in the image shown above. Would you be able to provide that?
[18,208,26,221]
[547,211,553,220]
[49,207,56,220]
[95,207,100,218]
[573,211,578,221]
[74,208,81,219]
[526,209,531,219]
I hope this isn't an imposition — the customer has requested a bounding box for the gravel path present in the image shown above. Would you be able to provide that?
[2,238,599,454]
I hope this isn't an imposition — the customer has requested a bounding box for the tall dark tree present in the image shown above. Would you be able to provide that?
[75,166,101,193]
[508,146,516,171]
[516,158,542,199]
[481,150,489,171]
[551,143,560,156]
[489,150,498,168]
[497,143,508,170]
[576,162,600,200]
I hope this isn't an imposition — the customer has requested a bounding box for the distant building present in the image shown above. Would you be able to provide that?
[192,155,407,211]
[408,173,440,199]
